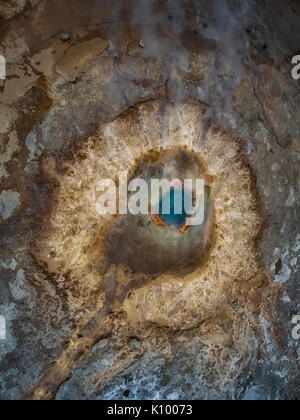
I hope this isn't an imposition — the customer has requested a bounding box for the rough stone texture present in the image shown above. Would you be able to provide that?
[0,0,299,400]
[56,38,109,82]
[0,190,20,220]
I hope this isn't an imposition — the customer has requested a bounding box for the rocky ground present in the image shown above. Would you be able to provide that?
[0,0,299,400]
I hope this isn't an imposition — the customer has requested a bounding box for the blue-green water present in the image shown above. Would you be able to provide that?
[159,189,193,228]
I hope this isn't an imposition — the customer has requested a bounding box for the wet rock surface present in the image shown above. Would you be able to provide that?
[0,0,299,400]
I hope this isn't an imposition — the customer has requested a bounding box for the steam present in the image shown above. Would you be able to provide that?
[106,0,256,136]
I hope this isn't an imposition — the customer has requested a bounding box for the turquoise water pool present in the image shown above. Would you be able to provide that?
[159,188,194,228]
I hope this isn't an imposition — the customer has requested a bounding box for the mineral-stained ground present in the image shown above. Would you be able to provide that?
[0,0,299,401]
